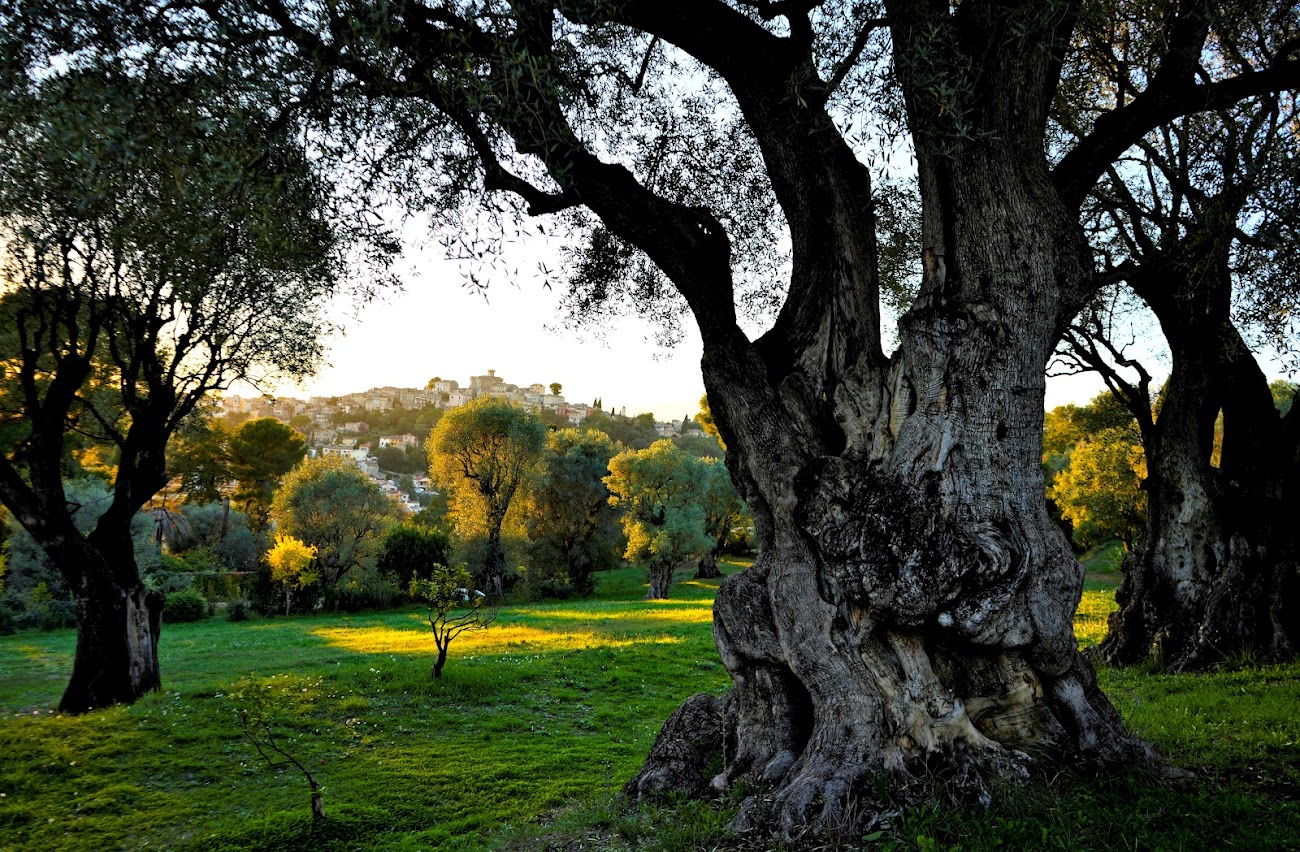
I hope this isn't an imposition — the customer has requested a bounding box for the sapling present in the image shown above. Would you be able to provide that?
[409,563,494,678]
[229,675,326,821]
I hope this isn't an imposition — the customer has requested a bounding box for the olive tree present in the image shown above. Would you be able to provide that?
[410,563,493,678]
[693,457,749,579]
[605,439,711,599]
[1051,4,1300,670]
[428,397,545,597]
[0,59,387,712]
[525,427,620,594]
[269,455,401,601]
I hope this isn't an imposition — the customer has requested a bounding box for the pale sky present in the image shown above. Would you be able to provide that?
[253,223,1116,417]
[259,246,710,421]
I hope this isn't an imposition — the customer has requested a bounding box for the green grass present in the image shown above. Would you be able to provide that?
[1,558,1297,851]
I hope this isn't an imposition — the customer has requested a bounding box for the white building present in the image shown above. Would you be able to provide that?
[322,446,369,462]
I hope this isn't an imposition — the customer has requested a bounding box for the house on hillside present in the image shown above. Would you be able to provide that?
[323,445,369,462]
[310,428,336,446]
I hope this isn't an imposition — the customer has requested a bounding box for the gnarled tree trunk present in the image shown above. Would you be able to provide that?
[646,559,674,600]
[1098,232,1300,670]
[694,551,721,580]
[623,4,1153,835]
[55,534,163,714]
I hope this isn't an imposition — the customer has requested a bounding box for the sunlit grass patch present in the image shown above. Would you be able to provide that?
[1074,588,1118,648]
[312,623,685,655]
[510,601,714,624]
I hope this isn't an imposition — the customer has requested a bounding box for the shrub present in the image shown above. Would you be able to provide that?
[516,566,575,601]
[176,545,221,573]
[334,571,401,613]
[192,572,252,602]
[376,524,451,588]
[163,588,210,623]
[216,526,263,572]
[39,599,77,631]
[227,598,252,622]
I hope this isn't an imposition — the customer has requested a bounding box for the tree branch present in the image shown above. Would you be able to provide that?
[821,17,888,102]
[1054,60,1300,209]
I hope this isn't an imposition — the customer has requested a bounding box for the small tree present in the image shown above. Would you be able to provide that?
[605,440,711,599]
[549,383,563,397]
[428,398,545,597]
[409,564,493,678]
[265,534,318,615]
[270,456,401,604]
[229,674,326,821]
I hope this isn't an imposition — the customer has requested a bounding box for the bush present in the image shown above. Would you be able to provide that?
[176,545,221,573]
[226,598,252,622]
[249,562,280,616]
[163,588,211,623]
[0,606,16,636]
[333,572,401,613]
[515,565,576,601]
[216,526,263,572]
[192,572,253,602]
[39,599,77,631]
[376,524,451,588]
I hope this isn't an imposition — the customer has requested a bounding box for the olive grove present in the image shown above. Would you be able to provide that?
[11,0,1299,835]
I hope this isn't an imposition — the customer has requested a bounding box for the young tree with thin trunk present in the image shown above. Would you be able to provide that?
[410,563,493,678]
[132,0,1300,834]
[265,534,318,616]
[0,59,382,713]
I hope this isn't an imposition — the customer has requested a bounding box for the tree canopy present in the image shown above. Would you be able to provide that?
[228,419,308,530]
[270,455,401,601]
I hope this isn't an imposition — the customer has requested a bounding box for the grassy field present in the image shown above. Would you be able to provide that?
[1,560,1297,851]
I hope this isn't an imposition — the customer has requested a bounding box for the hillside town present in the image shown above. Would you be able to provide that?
[217,370,698,513]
